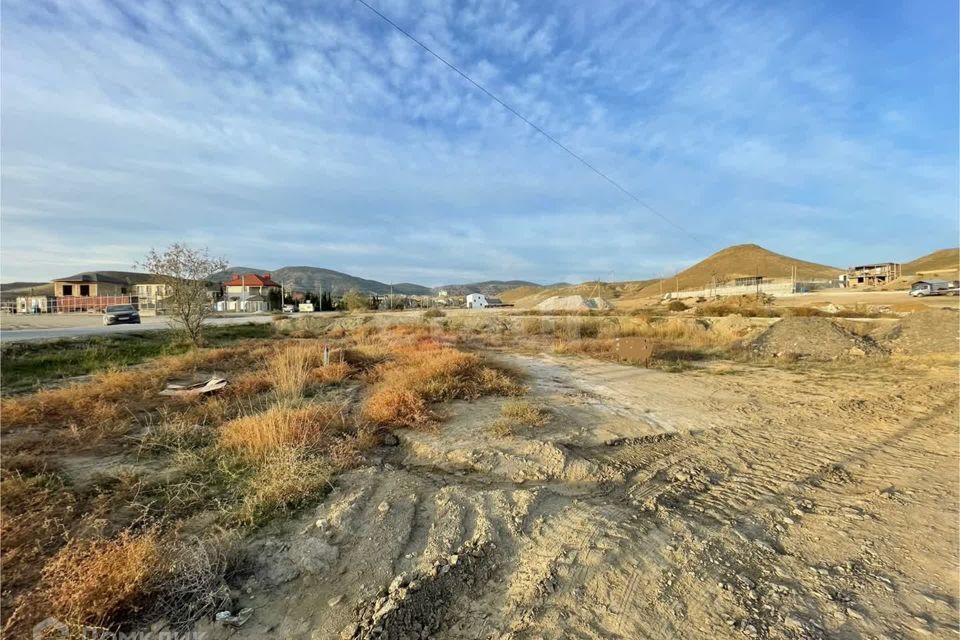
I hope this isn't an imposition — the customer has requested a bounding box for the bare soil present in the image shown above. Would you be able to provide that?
[748,317,886,360]
[198,350,959,639]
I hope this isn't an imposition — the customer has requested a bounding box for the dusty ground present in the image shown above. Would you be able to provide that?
[198,350,959,639]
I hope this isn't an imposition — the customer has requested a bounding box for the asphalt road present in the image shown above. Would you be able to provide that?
[0,314,276,343]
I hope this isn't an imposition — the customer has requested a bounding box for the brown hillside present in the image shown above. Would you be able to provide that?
[500,280,659,308]
[901,248,959,275]
[637,244,840,297]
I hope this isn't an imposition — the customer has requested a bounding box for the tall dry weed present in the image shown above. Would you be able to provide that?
[219,403,346,461]
[33,529,160,630]
[360,337,523,427]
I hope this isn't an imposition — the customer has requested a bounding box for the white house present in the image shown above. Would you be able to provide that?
[465,293,487,309]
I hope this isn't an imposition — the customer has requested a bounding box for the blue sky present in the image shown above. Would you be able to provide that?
[2,0,957,285]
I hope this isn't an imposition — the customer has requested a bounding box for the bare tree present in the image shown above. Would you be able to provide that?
[138,243,227,347]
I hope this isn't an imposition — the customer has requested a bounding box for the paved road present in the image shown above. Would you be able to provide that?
[0,314,276,343]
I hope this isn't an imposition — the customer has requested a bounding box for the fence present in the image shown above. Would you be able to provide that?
[51,296,136,313]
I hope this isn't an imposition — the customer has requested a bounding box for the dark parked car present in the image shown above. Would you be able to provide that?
[103,304,141,325]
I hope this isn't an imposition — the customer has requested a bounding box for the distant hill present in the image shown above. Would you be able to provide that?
[901,248,959,275]
[0,271,157,300]
[435,280,541,297]
[636,244,841,297]
[0,281,46,292]
[211,266,431,296]
[501,279,659,307]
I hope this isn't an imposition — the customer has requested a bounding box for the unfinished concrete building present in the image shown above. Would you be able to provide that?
[842,263,901,287]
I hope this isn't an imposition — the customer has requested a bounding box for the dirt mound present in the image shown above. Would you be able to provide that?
[535,295,613,312]
[879,309,960,355]
[706,314,769,339]
[749,317,885,360]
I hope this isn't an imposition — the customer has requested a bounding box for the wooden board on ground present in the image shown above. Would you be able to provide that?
[615,337,654,365]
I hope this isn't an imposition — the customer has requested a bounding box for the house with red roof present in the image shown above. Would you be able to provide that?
[222,273,280,312]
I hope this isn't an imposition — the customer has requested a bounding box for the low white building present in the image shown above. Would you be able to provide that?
[465,293,487,308]
[465,294,507,309]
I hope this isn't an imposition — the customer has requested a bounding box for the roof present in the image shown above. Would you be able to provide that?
[223,273,279,287]
[485,297,504,304]
[912,279,949,286]
[53,272,129,285]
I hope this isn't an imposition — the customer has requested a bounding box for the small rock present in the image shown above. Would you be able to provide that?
[743,624,758,637]
[378,501,390,513]
[383,433,400,446]
[328,595,343,607]
[389,574,408,592]
[215,608,253,627]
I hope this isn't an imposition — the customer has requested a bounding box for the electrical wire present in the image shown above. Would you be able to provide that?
[353,0,705,246]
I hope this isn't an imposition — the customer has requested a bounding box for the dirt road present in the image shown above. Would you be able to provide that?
[205,351,958,639]
[0,313,276,342]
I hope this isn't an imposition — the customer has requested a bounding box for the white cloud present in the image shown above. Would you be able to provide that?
[1,0,956,284]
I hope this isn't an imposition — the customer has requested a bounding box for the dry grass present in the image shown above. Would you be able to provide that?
[34,529,160,630]
[0,472,76,621]
[219,403,347,461]
[267,342,329,401]
[490,400,549,436]
[222,371,274,398]
[234,448,332,525]
[361,336,523,428]
[148,534,239,628]
[308,361,353,385]
[0,367,163,437]
[0,344,269,441]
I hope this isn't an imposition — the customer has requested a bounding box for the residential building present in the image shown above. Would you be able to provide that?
[222,273,280,312]
[134,282,172,314]
[53,273,129,297]
[51,272,133,312]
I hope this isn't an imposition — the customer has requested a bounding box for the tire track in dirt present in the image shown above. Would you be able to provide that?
[203,351,957,640]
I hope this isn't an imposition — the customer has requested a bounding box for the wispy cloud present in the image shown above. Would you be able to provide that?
[1,0,956,283]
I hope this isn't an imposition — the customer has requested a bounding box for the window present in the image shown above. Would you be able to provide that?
[79,284,90,296]
[121,287,127,294]
[63,284,73,296]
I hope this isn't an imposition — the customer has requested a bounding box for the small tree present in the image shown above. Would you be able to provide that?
[138,243,227,347]
[342,289,373,312]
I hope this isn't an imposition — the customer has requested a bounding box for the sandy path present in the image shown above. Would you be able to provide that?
[204,352,959,640]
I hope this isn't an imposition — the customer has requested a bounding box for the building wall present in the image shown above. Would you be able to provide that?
[135,283,170,299]
[224,284,276,297]
[54,281,127,297]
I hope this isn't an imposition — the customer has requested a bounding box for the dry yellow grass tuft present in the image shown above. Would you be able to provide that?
[308,361,353,385]
[35,529,160,630]
[219,403,347,461]
[0,368,164,437]
[267,342,321,401]
[360,337,523,428]
[235,448,331,525]
[490,400,549,436]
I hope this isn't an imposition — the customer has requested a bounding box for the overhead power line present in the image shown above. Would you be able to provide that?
[353,0,704,246]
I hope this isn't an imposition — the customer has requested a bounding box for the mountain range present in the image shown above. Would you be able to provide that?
[209,267,542,297]
[3,246,956,301]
